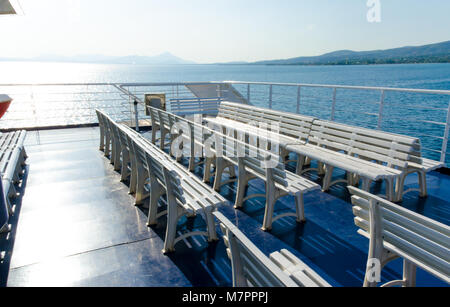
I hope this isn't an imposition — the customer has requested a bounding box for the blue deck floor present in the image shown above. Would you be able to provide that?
[0,127,448,287]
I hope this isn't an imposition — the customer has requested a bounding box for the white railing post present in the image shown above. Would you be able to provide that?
[269,85,273,109]
[440,99,450,163]
[377,90,385,130]
[134,99,140,132]
[296,86,301,114]
[331,88,337,121]
[247,83,251,104]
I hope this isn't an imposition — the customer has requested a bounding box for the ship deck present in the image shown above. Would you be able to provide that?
[1,127,449,287]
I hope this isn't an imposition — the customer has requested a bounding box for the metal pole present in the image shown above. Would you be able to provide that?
[269,85,273,109]
[440,99,450,163]
[331,88,337,121]
[377,90,385,130]
[218,84,222,102]
[134,99,140,132]
[296,86,301,114]
[247,83,251,104]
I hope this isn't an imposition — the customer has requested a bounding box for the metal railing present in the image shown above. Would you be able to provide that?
[222,81,450,164]
[0,81,449,165]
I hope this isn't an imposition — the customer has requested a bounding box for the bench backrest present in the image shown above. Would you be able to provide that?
[218,101,316,142]
[348,186,450,283]
[214,211,330,287]
[309,120,422,169]
[170,97,220,117]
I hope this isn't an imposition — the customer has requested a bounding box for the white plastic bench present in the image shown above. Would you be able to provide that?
[348,186,450,287]
[117,123,230,254]
[211,131,320,231]
[286,120,422,201]
[214,211,331,287]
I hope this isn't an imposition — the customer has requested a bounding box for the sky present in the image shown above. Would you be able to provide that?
[0,0,449,63]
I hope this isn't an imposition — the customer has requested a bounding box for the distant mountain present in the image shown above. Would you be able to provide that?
[0,52,196,65]
[252,40,450,65]
[214,61,250,65]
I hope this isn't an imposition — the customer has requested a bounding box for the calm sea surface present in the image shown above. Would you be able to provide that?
[0,61,449,87]
[0,62,449,161]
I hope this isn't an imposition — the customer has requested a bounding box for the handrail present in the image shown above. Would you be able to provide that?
[1,81,449,165]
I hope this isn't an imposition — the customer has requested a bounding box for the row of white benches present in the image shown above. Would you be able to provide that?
[149,106,449,287]
[206,101,444,202]
[96,109,330,287]
[97,109,449,287]
[0,130,27,261]
[147,105,320,231]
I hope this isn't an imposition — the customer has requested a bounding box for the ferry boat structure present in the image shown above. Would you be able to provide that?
[0,80,449,287]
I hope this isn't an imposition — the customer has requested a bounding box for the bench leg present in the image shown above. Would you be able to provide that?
[0,223,11,234]
[385,177,395,202]
[403,260,417,287]
[151,125,158,144]
[104,131,111,157]
[129,158,137,195]
[361,178,372,192]
[120,151,130,182]
[113,143,121,171]
[347,172,359,187]
[17,149,27,168]
[188,157,196,172]
[5,183,16,216]
[22,147,28,160]
[163,201,184,254]
[304,157,312,167]
[294,193,305,223]
[262,183,276,231]
[317,162,325,176]
[160,129,167,150]
[110,138,116,164]
[280,147,290,163]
